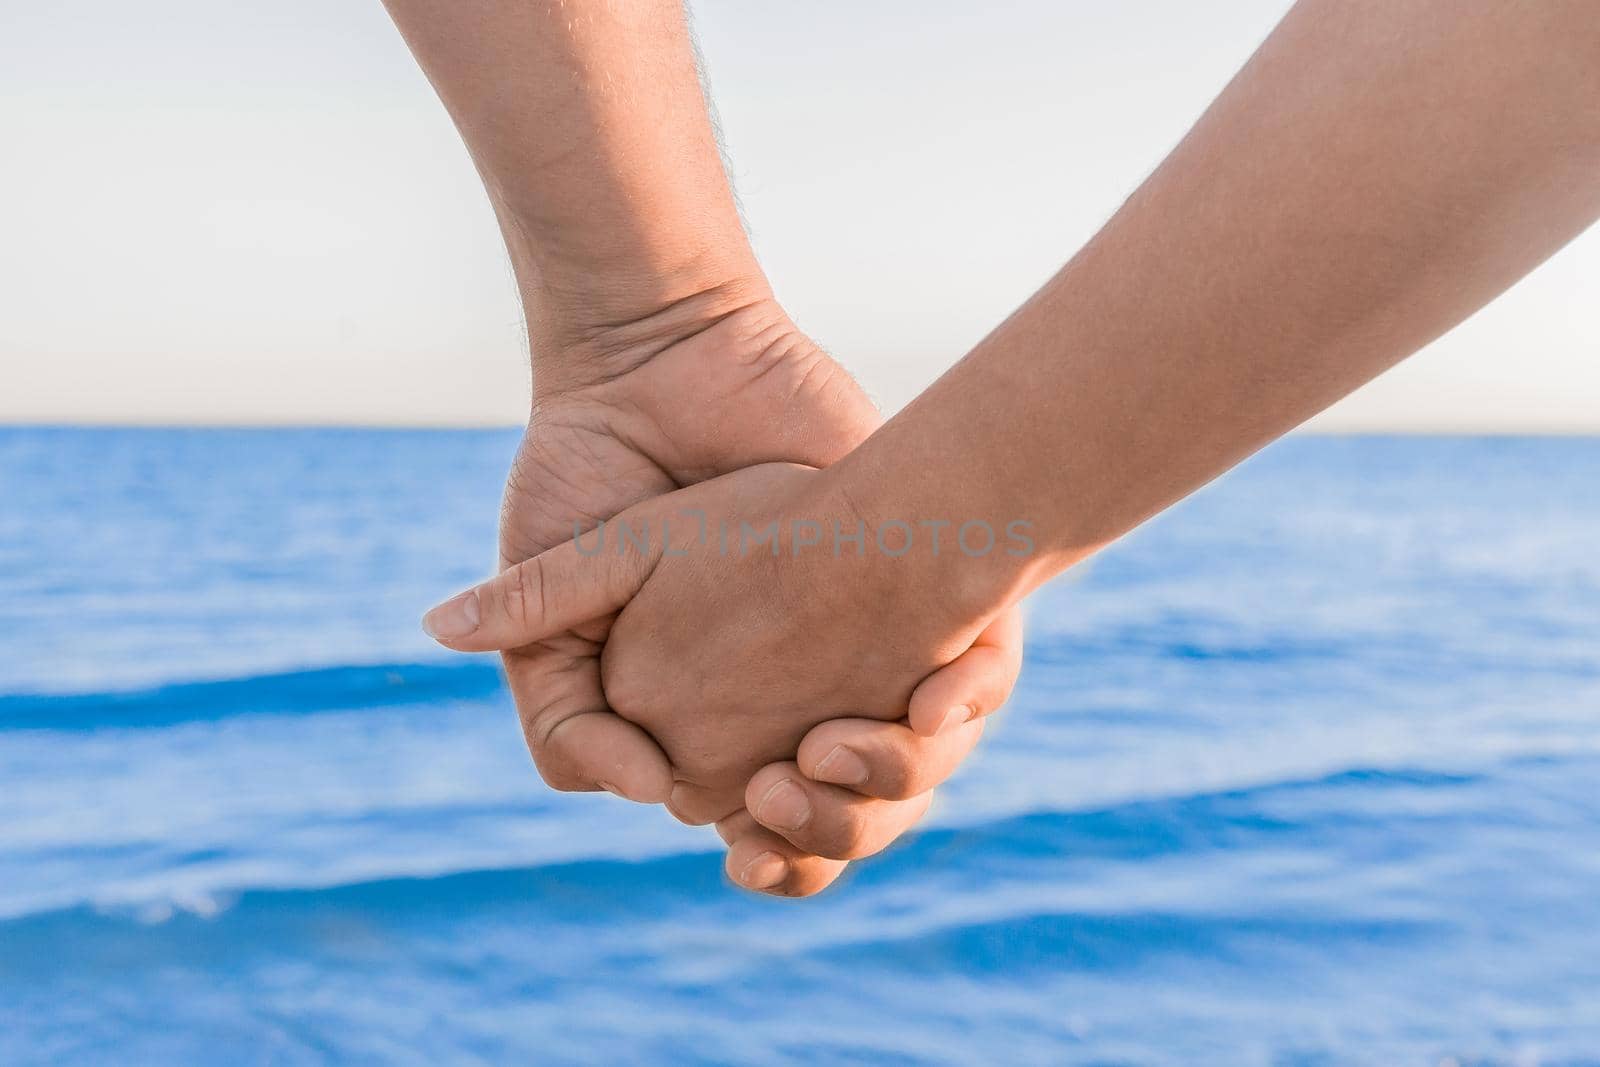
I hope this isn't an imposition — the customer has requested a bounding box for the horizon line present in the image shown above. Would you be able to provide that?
[2,419,1598,438]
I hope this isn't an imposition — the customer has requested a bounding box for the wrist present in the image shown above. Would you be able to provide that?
[492,190,772,397]
[524,268,776,400]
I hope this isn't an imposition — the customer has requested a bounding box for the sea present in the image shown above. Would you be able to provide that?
[2,429,1598,1066]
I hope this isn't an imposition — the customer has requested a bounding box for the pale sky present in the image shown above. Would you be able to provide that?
[3,0,1597,429]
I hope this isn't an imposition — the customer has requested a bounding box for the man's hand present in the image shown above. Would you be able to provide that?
[380,0,1021,896]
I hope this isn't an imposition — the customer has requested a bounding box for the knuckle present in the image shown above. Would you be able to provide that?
[873,747,922,800]
[815,808,873,861]
[500,558,540,631]
[525,695,576,755]
[520,709,588,792]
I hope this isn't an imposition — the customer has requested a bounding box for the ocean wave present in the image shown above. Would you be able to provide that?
[0,660,506,730]
[0,760,1517,937]
[0,821,1452,991]
[806,909,1444,978]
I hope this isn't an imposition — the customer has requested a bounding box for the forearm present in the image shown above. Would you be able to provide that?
[824,0,1600,627]
[379,0,766,385]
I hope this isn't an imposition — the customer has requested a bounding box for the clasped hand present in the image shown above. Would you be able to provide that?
[425,301,1020,896]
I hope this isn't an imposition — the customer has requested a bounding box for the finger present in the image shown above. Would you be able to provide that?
[503,647,673,804]
[745,762,936,861]
[907,606,1024,737]
[796,716,984,801]
[665,780,745,827]
[715,809,851,897]
[421,536,654,653]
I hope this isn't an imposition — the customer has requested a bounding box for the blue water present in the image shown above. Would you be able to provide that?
[2,429,1598,1066]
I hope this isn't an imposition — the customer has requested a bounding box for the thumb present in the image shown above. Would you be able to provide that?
[422,533,655,652]
[907,606,1024,737]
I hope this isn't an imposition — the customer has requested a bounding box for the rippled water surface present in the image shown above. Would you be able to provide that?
[2,429,1598,1065]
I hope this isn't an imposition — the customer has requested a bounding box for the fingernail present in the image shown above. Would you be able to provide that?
[813,745,870,786]
[935,705,973,735]
[754,778,812,831]
[421,590,480,640]
[738,851,788,890]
